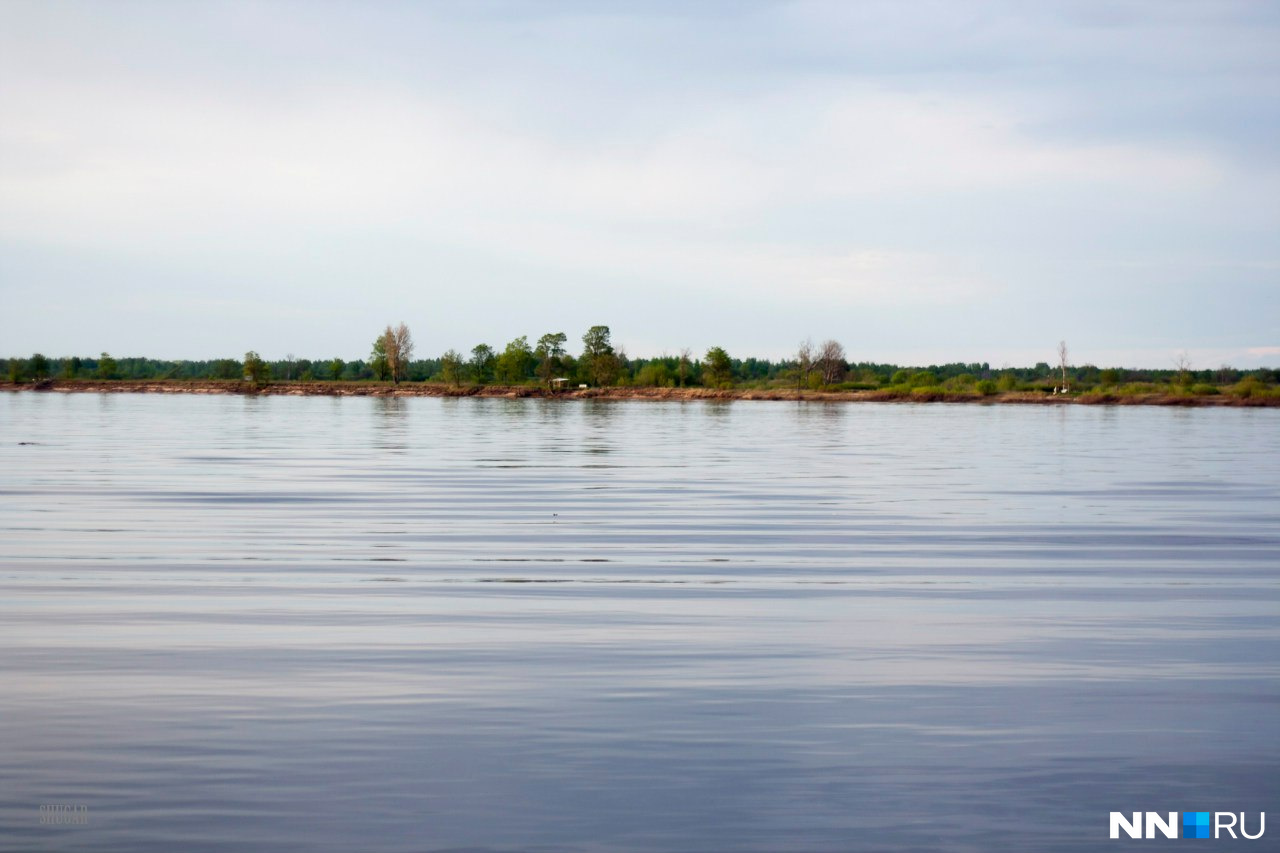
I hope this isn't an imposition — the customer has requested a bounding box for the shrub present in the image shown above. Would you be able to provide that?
[976,379,998,396]
[634,363,672,387]
[1230,376,1269,398]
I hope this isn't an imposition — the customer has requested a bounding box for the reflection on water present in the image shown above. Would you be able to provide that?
[1,394,1278,852]
[372,397,409,452]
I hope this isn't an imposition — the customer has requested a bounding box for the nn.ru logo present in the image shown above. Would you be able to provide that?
[1109,811,1265,840]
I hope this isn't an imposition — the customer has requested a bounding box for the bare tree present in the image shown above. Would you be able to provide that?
[816,339,846,386]
[381,323,415,384]
[1058,340,1069,393]
[795,339,814,390]
[1173,351,1192,386]
[677,348,692,387]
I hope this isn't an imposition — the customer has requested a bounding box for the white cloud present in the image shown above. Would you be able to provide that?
[0,75,1223,323]
[0,78,1222,241]
[0,1,1274,362]
[432,211,997,311]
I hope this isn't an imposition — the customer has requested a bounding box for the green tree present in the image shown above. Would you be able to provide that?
[635,361,672,387]
[704,346,733,387]
[535,332,568,386]
[61,356,82,379]
[440,349,465,387]
[328,358,345,381]
[581,325,619,386]
[243,351,269,385]
[7,358,26,383]
[495,335,534,383]
[370,336,390,381]
[96,352,118,380]
[470,344,495,383]
[559,353,578,383]
[212,358,241,380]
[29,353,49,380]
[614,345,631,384]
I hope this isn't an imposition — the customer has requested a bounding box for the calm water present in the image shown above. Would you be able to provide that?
[1,393,1277,852]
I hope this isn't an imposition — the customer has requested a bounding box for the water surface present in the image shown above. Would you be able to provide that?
[2,394,1277,851]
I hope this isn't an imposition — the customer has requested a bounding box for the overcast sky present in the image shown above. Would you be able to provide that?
[2,0,1277,368]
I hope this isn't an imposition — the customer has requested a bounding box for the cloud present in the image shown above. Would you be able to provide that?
[0,76,1223,306]
[460,218,995,306]
[0,1,1275,362]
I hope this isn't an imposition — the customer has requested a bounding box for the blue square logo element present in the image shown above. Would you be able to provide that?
[1183,812,1211,839]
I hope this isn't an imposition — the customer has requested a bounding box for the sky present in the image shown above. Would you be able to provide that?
[1,0,1278,369]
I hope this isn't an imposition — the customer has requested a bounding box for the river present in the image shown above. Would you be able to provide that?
[2,393,1277,851]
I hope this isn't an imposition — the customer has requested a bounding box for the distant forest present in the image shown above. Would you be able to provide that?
[5,324,1277,398]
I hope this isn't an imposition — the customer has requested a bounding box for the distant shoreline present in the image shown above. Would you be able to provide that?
[4,379,1277,407]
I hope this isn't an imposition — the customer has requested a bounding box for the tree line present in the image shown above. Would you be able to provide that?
[5,324,1277,396]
